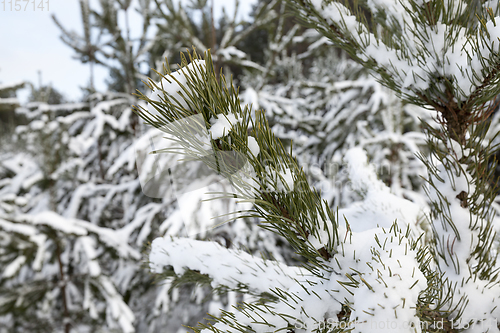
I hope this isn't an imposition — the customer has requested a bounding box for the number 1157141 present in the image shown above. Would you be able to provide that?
[1,0,49,11]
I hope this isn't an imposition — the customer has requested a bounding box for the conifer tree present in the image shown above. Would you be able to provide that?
[150,0,278,82]
[0,94,145,333]
[0,89,297,332]
[286,0,500,329]
[1,2,310,332]
[238,26,432,208]
[0,81,25,135]
[139,0,500,328]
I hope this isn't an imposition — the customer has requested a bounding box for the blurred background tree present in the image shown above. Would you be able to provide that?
[0,81,25,136]
[28,71,66,105]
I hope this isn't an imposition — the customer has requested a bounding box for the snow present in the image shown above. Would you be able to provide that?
[25,211,88,235]
[247,136,260,156]
[0,218,36,236]
[218,46,247,60]
[118,202,163,246]
[332,224,427,332]
[21,171,43,190]
[264,166,295,192]
[306,0,500,101]
[0,81,25,91]
[209,113,241,139]
[99,276,136,333]
[80,236,101,277]
[428,161,479,278]
[337,148,423,239]
[148,59,206,117]
[30,234,46,271]
[4,4,500,331]
[0,98,20,106]
[3,255,27,278]
[153,280,173,315]
[149,222,426,332]
[149,237,307,293]
[83,221,141,260]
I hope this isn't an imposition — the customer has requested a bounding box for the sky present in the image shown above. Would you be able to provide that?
[0,0,255,103]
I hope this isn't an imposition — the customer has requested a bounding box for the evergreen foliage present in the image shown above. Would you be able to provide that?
[5,0,500,332]
[149,0,279,82]
[0,81,25,135]
[140,0,500,328]
[1,3,308,332]
[0,88,296,332]
[28,83,66,105]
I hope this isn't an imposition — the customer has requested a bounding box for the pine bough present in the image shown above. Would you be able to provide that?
[139,0,500,329]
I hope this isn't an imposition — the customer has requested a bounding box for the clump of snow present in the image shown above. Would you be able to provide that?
[279,167,294,191]
[149,221,426,333]
[331,224,427,332]
[79,236,101,277]
[209,113,241,139]
[428,161,478,277]
[3,255,27,278]
[149,237,306,292]
[340,148,424,237]
[147,59,206,116]
[99,276,136,333]
[247,136,260,156]
[218,46,247,60]
[23,211,88,235]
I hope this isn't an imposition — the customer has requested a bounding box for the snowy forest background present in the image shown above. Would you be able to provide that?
[3,0,500,332]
